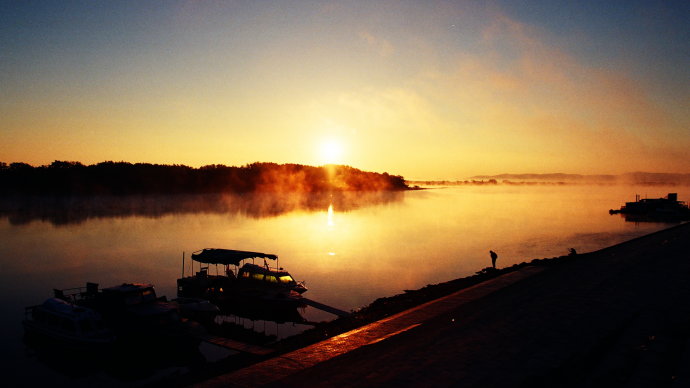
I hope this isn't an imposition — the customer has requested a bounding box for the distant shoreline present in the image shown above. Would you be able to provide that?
[411,171,690,186]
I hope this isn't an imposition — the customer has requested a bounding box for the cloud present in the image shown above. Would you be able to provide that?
[477,12,671,131]
[272,8,688,176]
[358,30,394,58]
[414,11,689,173]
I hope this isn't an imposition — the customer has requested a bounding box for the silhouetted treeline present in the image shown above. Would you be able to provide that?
[0,161,409,196]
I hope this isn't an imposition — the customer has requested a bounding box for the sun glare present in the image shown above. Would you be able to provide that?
[319,139,344,165]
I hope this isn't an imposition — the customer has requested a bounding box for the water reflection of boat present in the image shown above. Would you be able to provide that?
[177,249,307,309]
[23,298,116,349]
[219,303,308,324]
[172,297,221,324]
[609,193,690,222]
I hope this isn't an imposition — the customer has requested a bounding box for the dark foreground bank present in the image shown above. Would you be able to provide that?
[172,222,690,387]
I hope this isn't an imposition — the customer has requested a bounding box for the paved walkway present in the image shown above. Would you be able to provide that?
[197,222,690,388]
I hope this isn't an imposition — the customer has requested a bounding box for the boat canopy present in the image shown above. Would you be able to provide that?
[191,248,278,266]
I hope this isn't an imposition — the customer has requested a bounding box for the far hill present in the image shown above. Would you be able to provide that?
[467,172,690,185]
[469,173,616,182]
[0,161,409,196]
[408,172,690,187]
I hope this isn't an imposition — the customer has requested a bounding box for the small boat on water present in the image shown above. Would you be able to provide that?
[177,249,307,309]
[85,283,181,336]
[52,282,197,348]
[23,297,115,348]
[609,193,690,221]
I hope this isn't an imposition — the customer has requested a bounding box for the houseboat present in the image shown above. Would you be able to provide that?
[610,193,690,221]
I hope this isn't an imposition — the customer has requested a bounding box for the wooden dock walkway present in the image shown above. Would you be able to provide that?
[302,297,350,317]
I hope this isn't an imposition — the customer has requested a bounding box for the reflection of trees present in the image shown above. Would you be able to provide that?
[0,191,405,226]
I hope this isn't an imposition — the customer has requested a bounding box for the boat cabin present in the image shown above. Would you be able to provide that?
[98,283,160,307]
[238,263,307,294]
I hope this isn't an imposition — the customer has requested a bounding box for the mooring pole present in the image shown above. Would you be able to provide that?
[182,251,185,278]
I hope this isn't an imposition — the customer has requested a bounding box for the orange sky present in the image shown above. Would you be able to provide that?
[1,1,688,180]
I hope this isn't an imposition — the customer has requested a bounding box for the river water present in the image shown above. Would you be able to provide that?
[1,184,687,386]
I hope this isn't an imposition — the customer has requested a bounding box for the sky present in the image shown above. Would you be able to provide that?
[1,0,688,180]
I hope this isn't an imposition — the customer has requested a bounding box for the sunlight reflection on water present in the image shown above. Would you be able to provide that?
[1,186,687,310]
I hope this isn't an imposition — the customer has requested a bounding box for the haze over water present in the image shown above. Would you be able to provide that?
[3,185,685,308]
[1,183,688,385]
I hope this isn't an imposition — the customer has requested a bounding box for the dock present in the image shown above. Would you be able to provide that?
[302,297,350,317]
[194,296,349,355]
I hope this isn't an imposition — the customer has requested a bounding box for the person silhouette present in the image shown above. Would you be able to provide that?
[490,250,498,268]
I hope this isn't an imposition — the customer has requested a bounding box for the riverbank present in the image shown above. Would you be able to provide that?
[178,222,690,387]
[162,243,551,386]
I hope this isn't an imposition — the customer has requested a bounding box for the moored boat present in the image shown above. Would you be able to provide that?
[23,297,115,349]
[609,193,690,221]
[177,249,307,309]
[53,282,198,349]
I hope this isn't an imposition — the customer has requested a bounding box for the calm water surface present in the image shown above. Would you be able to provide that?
[1,184,687,386]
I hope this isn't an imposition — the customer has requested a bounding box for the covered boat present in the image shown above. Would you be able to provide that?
[177,249,307,308]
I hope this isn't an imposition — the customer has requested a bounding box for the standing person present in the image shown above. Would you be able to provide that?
[490,250,498,268]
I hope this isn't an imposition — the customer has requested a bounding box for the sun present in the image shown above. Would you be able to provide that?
[319,139,344,165]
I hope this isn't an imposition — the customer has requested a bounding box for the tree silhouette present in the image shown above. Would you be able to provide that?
[0,161,409,196]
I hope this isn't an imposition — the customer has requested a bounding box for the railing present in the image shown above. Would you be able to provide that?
[53,282,99,303]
